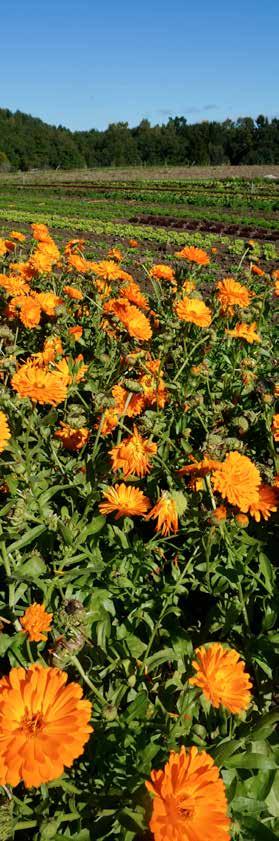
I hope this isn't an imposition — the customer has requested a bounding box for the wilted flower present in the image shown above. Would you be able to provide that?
[54,422,90,451]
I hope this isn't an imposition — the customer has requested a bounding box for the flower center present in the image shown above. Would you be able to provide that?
[166,796,194,822]
[21,711,44,734]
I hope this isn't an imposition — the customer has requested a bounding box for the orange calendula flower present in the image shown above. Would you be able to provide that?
[63,285,84,301]
[272,474,279,488]
[90,260,133,283]
[226,322,261,344]
[235,513,249,527]
[54,422,90,451]
[175,245,210,265]
[0,663,92,787]
[150,264,176,283]
[69,325,83,340]
[216,278,252,315]
[249,484,278,521]
[35,291,63,316]
[19,297,42,329]
[0,412,11,453]
[109,426,157,477]
[10,230,26,242]
[189,643,252,714]
[20,603,53,642]
[272,414,279,441]
[11,363,68,406]
[31,222,51,242]
[251,263,265,276]
[177,455,221,478]
[4,239,16,252]
[212,451,260,512]
[128,238,139,247]
[146,493,179,536]
[120,281,149,310]
[175,297,212,327]
[106,298,152,341]
[0,238,8,256]
[146,744,230,841]
[56,354,88,385]
[112,384,145,417]
[182,279,196,294]
[67,253,92,273]
[108,247,123,261]
[0,274,30,296]
[274,280,279,297]
[64,238,85,254]
[212,505,227,522]
[99,483,151,519]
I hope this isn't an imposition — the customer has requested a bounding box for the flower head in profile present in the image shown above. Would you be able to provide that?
[177,455,221,478]
[175,245,210,265]
[11,362,68,406]
[64,238,85,254]
[189,643,252,714]
[249,483,278,521]
[271,414,279,442]
[69,325,83,340]
[146,745,230,841]
[31,223,51,242]
[216,278,252,315]
[226,322,261,344]
[212,451,261,512]
[0,412,11,453]
[0,238,9,256]
[120,281,149,310]
[10,230,26,242]
[90,260,133,282]
[20,603,53,642]
[128,238,139,248]
[175,297,212,327]
[99,483,151,519]
[109,427,157,477]
[251,263,265,276]
[0,663,92,787]
[146,492,179,536]
[67,253,92,273]
[63,285,84,301]
[54,422,90,451]
[150,264,176,283]
[108,247,123,262]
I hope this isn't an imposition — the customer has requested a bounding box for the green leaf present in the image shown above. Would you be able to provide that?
[16,554,47,578]
[8,524,46,552]
[241,817,279,840]
[225,753,278,770]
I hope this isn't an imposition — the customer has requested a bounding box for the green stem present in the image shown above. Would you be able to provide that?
[71,655,106,706]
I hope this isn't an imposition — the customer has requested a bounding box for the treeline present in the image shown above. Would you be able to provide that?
[1,109,279,171]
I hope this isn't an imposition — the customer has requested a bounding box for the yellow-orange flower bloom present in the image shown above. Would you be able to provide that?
[272,414,279,442]
[90,260,133,283]
[10,230,26,242]
[175,296,212,327]
[19,297,42,329]
[146,745,230,841]
[177,455,221,478]
[0,274,30,296]
[216,278,252,315]
[248,483,278,521]
[11,363,68,406]
[56,354,88,385]
[146,493,179,536]
[32,336,63,365]
[0,412,11,453]
[0,238,8,256]
[251,263,264,276]
[64,238,85,254]
[212,504,227,522]
[31,223,51,242]
[108,247,123,261]
[212,451,261,512]
[67,253,92,273]
[226,321,261,344]
[0,663,92,787]
[235,513,249,527]
[120,281,149,310]
[150,264,175,283]
[109,427,157,477]
[128,238,139,248]
[189,643,252,714]
[182,279,196,294]
[63,285,84,301]
[35,292,62,316]
[99,483,151,519]
[54,422,90,451]
[175,245,210,265]
[20,603,53,642]
[106,298,152,341]
[69,325,83,340]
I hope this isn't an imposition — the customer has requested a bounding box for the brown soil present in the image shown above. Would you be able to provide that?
[129,214,279,242]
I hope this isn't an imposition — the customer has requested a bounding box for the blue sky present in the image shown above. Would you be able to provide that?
[1,0,278,131]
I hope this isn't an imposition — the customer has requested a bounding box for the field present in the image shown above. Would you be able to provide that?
[0,171,278,841]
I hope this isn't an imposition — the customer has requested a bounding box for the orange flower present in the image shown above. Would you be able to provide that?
[108,247,123,261]
[39,336,63,364]
[31,222,51,242]
[99,483,151,519]
[19,297,42,329]
[56,354,88,385]
[100,408,120,436]
[69,325,83,340]
[0,238,8,256]
[109,426,157,477]
[150,264,175,283]
[139,370,168,409]
[175,245,210,265]
[235,513,249,527]
[120,281,149,310]
[63,285,84,301]
[274,280,279,297]
[106,299,152,341]
[11,363,68,406]
[0,274,30,296]
[249,484,278,521]
[35,292,62,316]
[20,603,53,642]
[189,643,252,714]
[0,411,11,453]
[177,455,221,478]
[212,451,261,512]
[251,263,264,276]
[216,278,252,315]
[128,238,139,247]
[112,384,145,417]
[175,297,212,327]
[90,260,133,282]
[273,474,279,488]
[226,322,261,344]
[146,745,230,841]
[54,422,90,451]
[4,239,16,252]
[212,504,227,522]
[64,238,85,254]
[10,231,26,242]
[0,663,92,787]
[146,493,179,536]
[182,279,196,294]
[67,254,92,274]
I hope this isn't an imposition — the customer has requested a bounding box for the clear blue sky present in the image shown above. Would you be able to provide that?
[1,0,278,131]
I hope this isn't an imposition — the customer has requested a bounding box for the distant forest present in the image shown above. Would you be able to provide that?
[0,108,279,171]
